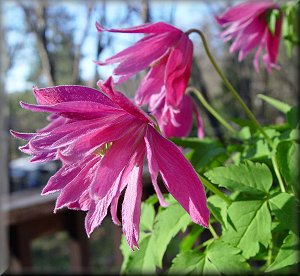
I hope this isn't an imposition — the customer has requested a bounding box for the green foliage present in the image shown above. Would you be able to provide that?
[222,200,272,258]
[171,137,227,172]
[121,95,299,274]
[120,200,191,274]
[257,94,291,113]
[269,193,297,235]
[205,161,272,197]
[169,240,249,274]
[281,0,300,56]
[265,233,300,272]
[276,141,299,187]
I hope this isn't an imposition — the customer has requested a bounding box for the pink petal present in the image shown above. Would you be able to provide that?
[266,13,282,64]
[96,21,181,34]
[90,126,146,200]
[85,169,125,236]
[54,155,100,210]
[121,151,144,250]
[193,103,205,138]
[10,130,35,140]
[33,85,116,107]
[98,78,152,123]
[20,101,123,120]
[134,55,167,106]
[97,33,179,81]
[145,126,209,227]
[216,0,278,25]
[67,190,92,211]
[159,96,194,138]
[164,34,193,107]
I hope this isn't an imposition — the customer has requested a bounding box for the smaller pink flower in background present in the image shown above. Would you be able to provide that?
[96,22,204,138]
[11,78,209,249]
[216,0,282,73]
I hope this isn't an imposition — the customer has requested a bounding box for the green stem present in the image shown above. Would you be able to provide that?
[186,86,237,134]
[209,223,219,239]
[186,29,274,148]
[199,175,232,205]
[194,238,214,251]
[187,29,286,191]
[267,241,273,266]
[271,155,286,192]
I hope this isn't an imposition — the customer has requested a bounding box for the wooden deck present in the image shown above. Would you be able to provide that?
[4,188,90,273]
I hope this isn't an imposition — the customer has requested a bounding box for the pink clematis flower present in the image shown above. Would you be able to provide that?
[216,0,282,73]
[95,22,204,138]
[11,78,209,249]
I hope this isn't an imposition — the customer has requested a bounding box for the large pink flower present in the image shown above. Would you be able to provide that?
[216,0,282,73]
[96,22,203,138]
[11,78,209,249]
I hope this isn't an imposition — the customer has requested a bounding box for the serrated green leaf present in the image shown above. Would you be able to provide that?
[122,202,191,273]
[120,231,151,273]
[152,203,191,267]
[269,193,297,235]
[169,250,219,275]
[276,141,299,187]
[257,94,291,113]
[208,195,228,229]
[172,137,227,171]
[180,224,204,252]
[170,240,249,274]
[120,201,156,273]
[140,202,155,232]
[124,235,156,274]
[242,138,271,160]
[222,200,272,258]
[205,161,273,196]
[265,233,300,272]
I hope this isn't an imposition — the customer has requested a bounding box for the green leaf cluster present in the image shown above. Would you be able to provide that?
[121,54,299,276]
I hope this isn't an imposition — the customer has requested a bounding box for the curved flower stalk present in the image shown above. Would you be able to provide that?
[11,78,209,249]
[216,0,282,73]
[95,22,204,138]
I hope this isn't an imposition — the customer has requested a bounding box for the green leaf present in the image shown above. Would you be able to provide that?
[265,233,300,272]
[124,235,156,274]
[276,141,299,187]
[140,201,155,232]
[281,1,299,56]
[171,137,227,171]
[207,195,228,229]
[121,202,191,273]
[205,161,273,196]
[152,203,191,268]
[222,200,272,258]
[269,193,297,235]
[169,240,249,274]
[286,106,299,128]
[267,9,280,35]
[180,224,204,252]
[235,126,251,140]
[120,202,156,273]
[257,94,291,113]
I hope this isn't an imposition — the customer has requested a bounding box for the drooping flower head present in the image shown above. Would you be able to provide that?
[11,78,209,249]
[95,22,203,138]
[216,0,282,73]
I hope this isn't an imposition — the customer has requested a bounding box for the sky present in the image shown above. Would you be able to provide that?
[2,0,221,93]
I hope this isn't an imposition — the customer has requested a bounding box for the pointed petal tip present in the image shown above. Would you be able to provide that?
[95,21,104,32]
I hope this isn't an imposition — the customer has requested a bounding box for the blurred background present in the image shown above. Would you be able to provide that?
[0,0,298,274]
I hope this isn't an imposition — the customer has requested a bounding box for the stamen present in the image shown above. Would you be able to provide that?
[94,142,113,157]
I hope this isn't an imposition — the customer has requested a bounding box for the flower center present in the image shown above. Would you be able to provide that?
[94,142,113,157]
